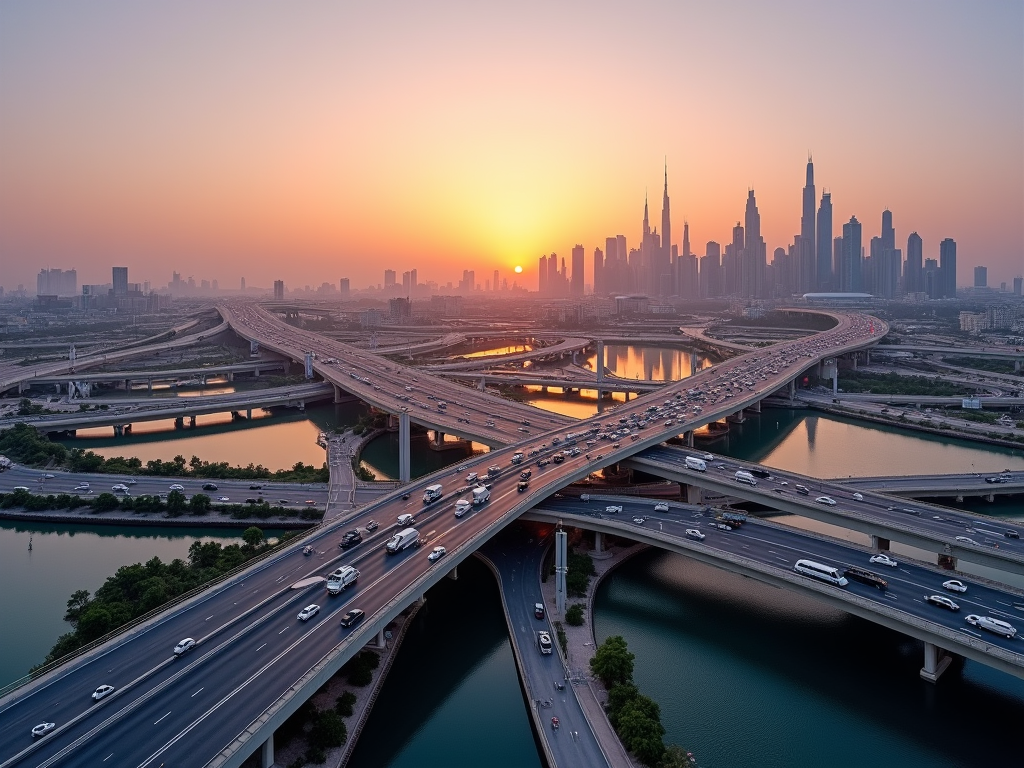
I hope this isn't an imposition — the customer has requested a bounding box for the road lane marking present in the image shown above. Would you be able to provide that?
[205,615,213,621]
[279,626,289,634]
[190,687,204,697]
[103,755,113,762]
[153,711,171,725]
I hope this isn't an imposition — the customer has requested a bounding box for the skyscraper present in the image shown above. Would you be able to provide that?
[593,247,604,295]
[493,270,499,292]
[841,216,862,292]
[571,244,584,296]
[273,280,284,300]
[974,266,987,288]
[660,163,672,295]
[112,267,128,296]
[905,232,923,294]
[339,278,350,298]
[939,238,957,298]
[800,157,816,292]
[384,269,396,289]
[538,255,548,295]
[742,190,765,298]
[816,192,832,290]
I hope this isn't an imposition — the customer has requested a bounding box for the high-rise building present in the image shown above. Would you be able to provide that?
[240,277,246,292]
[840,216,862,292]
[905,232,923,294]
[593,247,604,295]
[939,238,957,298]
[659,163,672,295]
[113,267,129,296]
[700,241,721,298]
[493,270,499,292]
[384,269,396,288]
[571,244,584,296]
[816,192,832,290]
[36,268,78,297]
[924,258,941,299]
[273,280,284,300]
[339,278,350,298]
[742,190,765,298]
[800,157,816,292]
[1013,276,1022,296]
[973,266,987,288]
[538,254,548,295]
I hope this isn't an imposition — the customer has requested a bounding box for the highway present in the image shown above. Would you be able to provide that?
[0,308,889,767]
[628,446,1024,574]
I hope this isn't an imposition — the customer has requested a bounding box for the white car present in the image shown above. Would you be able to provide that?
[942,579,967,593]
[217,496,230,502]
[31,722,56,738]
[632,516,645,524]
[654,503,669,512]
[605,505,623,514]
[685,529,706,541]
[955,536,979,546]
[298,604,320,622]
[428,546,447,562]
[924,594,960,611]
[965,614,1017,639]
[74,484,91,491]
[454,500,471,518]
[815,496,837,506]
[852,492,864,501]
[173,637,196,656]
[169,484,185,492]
[869,554,898,568]
[91,684,115,701]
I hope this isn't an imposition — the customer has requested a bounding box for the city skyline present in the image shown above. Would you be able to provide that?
[1,1,1021,291]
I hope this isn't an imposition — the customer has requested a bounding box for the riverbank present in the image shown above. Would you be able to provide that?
[540,538,649,768]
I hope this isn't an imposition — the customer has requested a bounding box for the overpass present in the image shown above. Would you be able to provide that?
[439,369,666,394]
[873,345,1024,365]
[0,383,334,435]
[0,308,891,768]
[423,336,592,371]
[843,472,1024,499]
[27,360,290,391]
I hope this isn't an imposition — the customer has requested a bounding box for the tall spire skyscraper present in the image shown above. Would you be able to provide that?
[661,162,671,266]
[816,191,832,290]
[800,156,816,292]
[742,190,765,298]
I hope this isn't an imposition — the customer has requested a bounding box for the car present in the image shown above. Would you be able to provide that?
[534,603,545,619]
[401,493,411,500]
[685,529,706,541]
[605,505,622,514]
[168,484,185,492]
[277,499,290,504]
[715,523,733,531]
[632,516,645,524]
[31,722,56,738]
[249,484,263,490]
[245,498,259,504]
[943,579,968,593]
[173,637,196,656]
[955,536,979,546]
[340,608,366,628]
[843,567,887,590]
[654,503,669,512]
[111,484,129,493]
[298,604,320,621]
[815,496,837,506]
[124,479,137,485]
[869,554,898,568]
[965,614,1017,639]
[428,546,447,562]
[91,684,115,701]
[217,496,230,502]
[520,470,532,480]
[340,530,363,549]
[1005,530,1020,539]
[73,483,90,491]
[794,484,810,495]
[366,520,379,531]
[924,594,960,611]
[202,483,219,491]
[517,481,529,492]
[852,492,864,501]
[304,499,317,506]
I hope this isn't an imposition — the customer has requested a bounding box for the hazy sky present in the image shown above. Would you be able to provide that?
[2,1,1021,292]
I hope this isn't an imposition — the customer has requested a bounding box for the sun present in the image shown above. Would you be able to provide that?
[514,265,523,273]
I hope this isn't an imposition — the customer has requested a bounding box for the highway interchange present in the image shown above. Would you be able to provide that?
[10,306,1024,768]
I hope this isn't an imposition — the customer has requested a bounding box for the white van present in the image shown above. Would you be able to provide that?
[397,513,415,527]
[734,471,757,486]
[794,559,848,587]
[685,456,707,472]
[422,484,443,504]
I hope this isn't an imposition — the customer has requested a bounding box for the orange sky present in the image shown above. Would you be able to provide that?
[1,1,1021,291]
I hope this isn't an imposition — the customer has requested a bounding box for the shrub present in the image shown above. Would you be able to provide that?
[335,691,357,717]
[565,603,585,626]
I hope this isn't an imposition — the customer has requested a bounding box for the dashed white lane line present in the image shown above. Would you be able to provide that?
[153,711,172,725]
[190,687,204,698]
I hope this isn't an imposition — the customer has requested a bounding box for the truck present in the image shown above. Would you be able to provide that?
[715,512,747,528]
[487,465,502,477]
[684,456,707,472]
[422,484,444,504]
[537,630,553,655]
[472,486,490,505]
[326,565,360,595]
[734,470,757,486]
[511,452,524,465]
[385,528,420,554]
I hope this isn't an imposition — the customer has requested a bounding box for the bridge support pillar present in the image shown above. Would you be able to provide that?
[955,495,964,504]
[851,353,858,371]
[447,565,458,581]
[246,409,252,420]
[147,379,153,392]
[1016,360,1021,373]
[748,400,761,414]
[870,535,890,551]
[260,732,274,768]
[554,529,567,616]
[596,341,605,386]
[985,493,995,503]
[399,413,411,483]
[938,553,957,570]
[686,431,694,447]
[113,425,123,437]
[228,372,234,382]
[594,531,604,553]
[434,430,444,447]
[478,378,486,391]
[920,641,952,683]
[727,411,745,424]
[685,484,703,504]
[175,416,184,429]
[788,379,795,402]
[416,594,427,607]
[865,350,871,366]
[189,415,196,427]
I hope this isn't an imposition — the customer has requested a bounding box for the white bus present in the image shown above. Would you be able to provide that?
[793,559,848,587]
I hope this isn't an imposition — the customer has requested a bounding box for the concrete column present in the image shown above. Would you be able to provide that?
[985,493,995,503]
[869,535,890,551]
[749,400,761,413]
[686,431,694,447]
[174,416,184,429]
[113,425,123,437]
[851,354,857,371]
[554,529,567,616]
[596,341,605,385]
[447,565,459,580]
[246,408,252,420]
[865,350,871,366]
[1015,360,1021,373]
[920,641,951,683]
[374,627,387,649]
[399,413,411,483]
[228,372,234,382]
[832,371,838,396]
[685,484,703,504]
[788,380,796,402]
[261,732,274,768]
[434,430,444,447]
[189,415,196,427]
[594,531,604,553]
[334,384,343,404]
[147,379,153,392]
[416,594,427,606]
[478,378,486,391]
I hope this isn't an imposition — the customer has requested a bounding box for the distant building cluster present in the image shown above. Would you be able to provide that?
[959,306,1021,334]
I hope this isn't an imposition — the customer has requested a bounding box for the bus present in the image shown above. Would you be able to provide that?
[793,559,848,587]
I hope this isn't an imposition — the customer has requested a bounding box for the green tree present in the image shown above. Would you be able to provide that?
[335,691,357,717]
[658,744,697,768]
[606,682,640,727]
[189,493,212,515]
[565,603,585,626]
[308,709,347,751]
[90,493,121,513]
[616,698,666,765]
[64,589,92,626]
[590,635,635,688]
[242,526,265,549]
[166,490,187,516]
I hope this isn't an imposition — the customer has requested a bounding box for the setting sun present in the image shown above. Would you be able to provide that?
[514,265,523,274]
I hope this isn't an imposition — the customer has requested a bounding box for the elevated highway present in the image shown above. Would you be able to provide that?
[27,360,289,389]
[0,308,889,768]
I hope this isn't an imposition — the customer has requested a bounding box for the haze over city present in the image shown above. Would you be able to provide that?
[1,1,1021,293]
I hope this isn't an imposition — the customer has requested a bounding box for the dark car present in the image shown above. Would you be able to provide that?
[985,477,1000,484]
[534,603,545,619]
[1006,530,1020,539]
[245,498,259,504]
[340,530,363,549]
[520,470,532,480]
[249,484,263,490]
[552,454,565,464]
[517,480,529,492]
[202,483,219,491]
[340,609,365,628]
[844,567,888,590]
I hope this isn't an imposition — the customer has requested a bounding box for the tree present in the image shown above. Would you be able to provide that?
[308,709,347,751]
[64,589,92,626]
[658,745,697,768]
[590,635,635,688]
[565,603,585,626]
[606,683,640,727]
[166,490,187,516]
[91,493,121,513]
[242,526,265,549]
[189,493,211,515]
[616,699,666,766]
[335,691,357,717]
